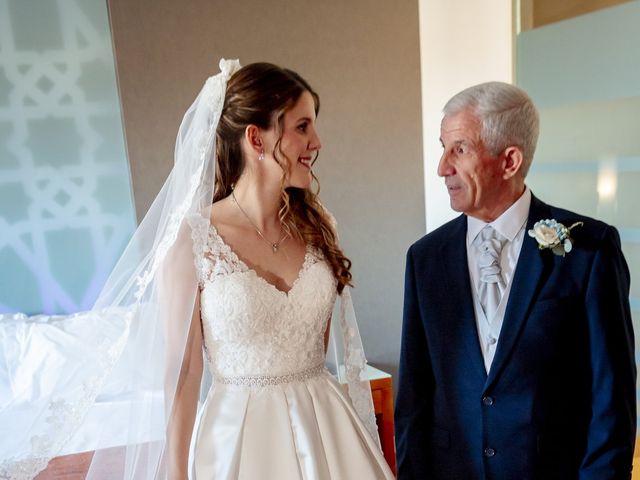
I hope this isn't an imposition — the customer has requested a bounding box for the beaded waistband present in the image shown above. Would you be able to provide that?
[215,363,326,387]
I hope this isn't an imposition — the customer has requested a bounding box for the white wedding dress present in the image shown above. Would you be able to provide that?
[188,215,394,479]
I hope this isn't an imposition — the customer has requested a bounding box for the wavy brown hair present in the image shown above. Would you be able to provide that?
[213,62,352,293]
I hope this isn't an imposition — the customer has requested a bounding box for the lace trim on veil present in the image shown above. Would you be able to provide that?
[0,309,132,480]
[323,208,379,444]
[338,289,380,445]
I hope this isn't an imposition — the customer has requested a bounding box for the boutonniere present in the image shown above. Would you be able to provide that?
[528,219,584,257]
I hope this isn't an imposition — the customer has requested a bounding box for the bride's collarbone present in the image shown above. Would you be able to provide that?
[213,222,307,286]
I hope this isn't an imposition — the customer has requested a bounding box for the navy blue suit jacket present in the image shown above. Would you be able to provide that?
[395,195,636,480]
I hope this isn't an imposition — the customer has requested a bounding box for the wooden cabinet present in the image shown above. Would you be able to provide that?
[338,365,396,474]
[633,439,640,480]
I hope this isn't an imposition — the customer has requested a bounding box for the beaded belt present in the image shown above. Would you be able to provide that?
[215,363,326,387]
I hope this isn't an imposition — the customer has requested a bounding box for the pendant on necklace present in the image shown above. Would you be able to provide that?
[272,243,279,253]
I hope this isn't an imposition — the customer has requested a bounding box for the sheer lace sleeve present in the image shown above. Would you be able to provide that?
[336,289,379,445]
[187,214,249,288]
[187,214,211,288]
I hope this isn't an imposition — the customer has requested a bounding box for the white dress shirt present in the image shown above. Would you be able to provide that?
[466,188,531,372]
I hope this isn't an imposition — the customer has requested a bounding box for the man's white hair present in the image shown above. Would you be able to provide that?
[443,81,540,177]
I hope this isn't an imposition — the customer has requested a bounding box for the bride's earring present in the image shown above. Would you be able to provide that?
[258,150,265,161]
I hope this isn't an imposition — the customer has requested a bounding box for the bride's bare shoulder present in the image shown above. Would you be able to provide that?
[209,196,237,230]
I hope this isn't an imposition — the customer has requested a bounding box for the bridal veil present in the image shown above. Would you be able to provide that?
[0,59,377,479]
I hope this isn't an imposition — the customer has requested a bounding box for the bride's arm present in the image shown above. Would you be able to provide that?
[167,290,204,479]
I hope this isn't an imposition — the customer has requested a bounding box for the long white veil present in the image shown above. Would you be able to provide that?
[0,59,377,480]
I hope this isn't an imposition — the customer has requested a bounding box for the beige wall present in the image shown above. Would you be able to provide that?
[419,0,513,232]
[108,0,424,381]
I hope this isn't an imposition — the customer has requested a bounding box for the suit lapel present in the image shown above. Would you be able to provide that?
[440,215,487,381]
[485,195,553,389]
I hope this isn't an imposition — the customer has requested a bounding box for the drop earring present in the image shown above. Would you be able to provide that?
[258,150,265,161]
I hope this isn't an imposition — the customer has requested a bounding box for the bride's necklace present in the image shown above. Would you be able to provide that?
[231,191,288,253]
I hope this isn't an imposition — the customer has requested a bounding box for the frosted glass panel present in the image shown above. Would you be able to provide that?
[516,0,640,410]
[0,0,136,315]
[517,2,640,108]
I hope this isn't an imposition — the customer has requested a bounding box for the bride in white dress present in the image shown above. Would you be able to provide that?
[0,60,393,480]
[167,63,394,479]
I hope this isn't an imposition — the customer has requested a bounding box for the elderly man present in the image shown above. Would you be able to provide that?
[395,82,635,479]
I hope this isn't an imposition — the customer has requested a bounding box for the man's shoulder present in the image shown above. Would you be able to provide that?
[537,200,612,240]
[531,197,619,251]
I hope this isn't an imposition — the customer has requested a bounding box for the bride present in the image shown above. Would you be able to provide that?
[0,60,394,480]
[167,60,394,479]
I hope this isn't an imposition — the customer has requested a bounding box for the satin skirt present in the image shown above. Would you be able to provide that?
[191,370,394,479]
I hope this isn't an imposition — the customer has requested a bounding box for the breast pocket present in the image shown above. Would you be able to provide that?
[529,295,581,314]
[516,295,588,382]
[527,296,584,335]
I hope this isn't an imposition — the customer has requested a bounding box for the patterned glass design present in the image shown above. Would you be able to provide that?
[0,0,136,314]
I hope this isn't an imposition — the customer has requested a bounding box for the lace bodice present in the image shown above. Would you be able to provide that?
[188,215,338,378]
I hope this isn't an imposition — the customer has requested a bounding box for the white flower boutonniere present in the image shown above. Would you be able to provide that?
[528,219,584,257]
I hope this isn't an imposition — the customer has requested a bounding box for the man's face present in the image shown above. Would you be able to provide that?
[438,109,505,221]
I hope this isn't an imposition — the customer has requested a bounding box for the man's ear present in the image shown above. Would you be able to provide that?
[501,146,524,180]
[244,124,263,155]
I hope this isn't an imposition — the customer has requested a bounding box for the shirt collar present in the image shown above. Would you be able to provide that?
[467,187,531,244]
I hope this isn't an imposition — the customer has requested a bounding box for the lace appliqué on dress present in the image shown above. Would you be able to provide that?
[187,214,249,286]
[187,214,334,378]
[186,213,378,445]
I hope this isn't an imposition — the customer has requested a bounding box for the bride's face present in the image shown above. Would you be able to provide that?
[266,91,321,190]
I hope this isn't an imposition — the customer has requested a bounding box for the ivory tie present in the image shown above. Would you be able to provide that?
[475,226,507,320]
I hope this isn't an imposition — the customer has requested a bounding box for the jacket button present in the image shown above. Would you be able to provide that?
[484,447,496,457]
[482,396,494,406]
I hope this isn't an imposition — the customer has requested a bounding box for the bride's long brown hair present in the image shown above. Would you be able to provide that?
[213,62,352,293]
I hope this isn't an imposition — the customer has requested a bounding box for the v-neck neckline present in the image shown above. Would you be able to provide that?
[208,223,312,296]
